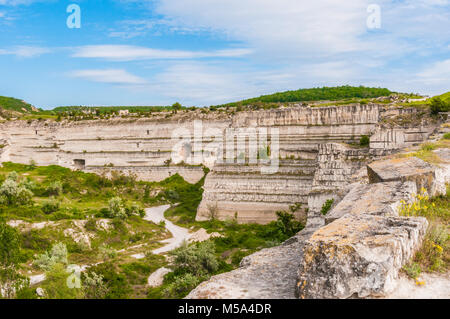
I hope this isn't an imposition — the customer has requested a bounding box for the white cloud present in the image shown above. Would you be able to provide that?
[154,0,370,57]
[0,46,50,57]
[70,69,147,85]
[72,45,252,61]
[141,60,362,105]
[151,0,449,61]
[415,59,450,95]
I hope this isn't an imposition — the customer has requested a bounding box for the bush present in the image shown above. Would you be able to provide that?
[41,199,60,214]
[443,133,450,140]
[98,244,117,261]
[359,135,370,147]
[163,273,200,298]
[82,271,108,299]
[41,263,83,299]
[321,199,335,215]
[46,181,63,196]
[430,97,450,115]
[0,220,28,298]
[171,241,219,276]
[33,242,68,271]
[403,262,421,279]
[275,211,303,238]
[107,197,127,219]
[0,178,34,206]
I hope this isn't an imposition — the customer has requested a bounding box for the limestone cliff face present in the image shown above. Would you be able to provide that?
[0,104,437,223]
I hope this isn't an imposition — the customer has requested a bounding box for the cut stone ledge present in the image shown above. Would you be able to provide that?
[297,213,428,299]
[325,181,417,224]
[367,157,443,196]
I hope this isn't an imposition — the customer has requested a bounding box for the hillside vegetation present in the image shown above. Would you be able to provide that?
[0,96,35,113]
[218,86,394,107]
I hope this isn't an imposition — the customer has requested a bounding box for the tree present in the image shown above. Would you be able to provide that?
[360,135,370,147]
[34,242,68,271]
[171,241,219,276]
[172,102,182,110]
[0,220,28,298]
[107,197,127,219]
[430,97,449,115]
[0,171,34,206]
[275,211,303,238]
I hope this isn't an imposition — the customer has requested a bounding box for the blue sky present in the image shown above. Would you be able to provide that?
[0,0,449,109]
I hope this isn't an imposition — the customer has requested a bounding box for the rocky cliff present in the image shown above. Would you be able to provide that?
[0,103,439,223]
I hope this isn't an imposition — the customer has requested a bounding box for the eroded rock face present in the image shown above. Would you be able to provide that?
[186,226,318,299]
[296,214,428,299]
[367,157,442,195]
[325,181,417,224]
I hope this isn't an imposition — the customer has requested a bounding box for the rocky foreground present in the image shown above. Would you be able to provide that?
[187,146,450,299]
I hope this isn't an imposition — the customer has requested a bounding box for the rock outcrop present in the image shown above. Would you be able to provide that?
[296,214,428,299]
[325,181,417,224]
[367,157,445,196]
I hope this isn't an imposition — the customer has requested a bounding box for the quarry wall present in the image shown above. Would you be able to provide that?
[0,104,438,223]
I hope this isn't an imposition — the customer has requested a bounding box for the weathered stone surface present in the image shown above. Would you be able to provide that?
[367,157,443,195]
[186,226,318,299]
[296,214,428,299]
[325,181,417,224]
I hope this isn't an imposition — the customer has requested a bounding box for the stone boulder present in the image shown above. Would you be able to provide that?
[367,157,443,196]
[297,213,428,299]
[325,181,417,224]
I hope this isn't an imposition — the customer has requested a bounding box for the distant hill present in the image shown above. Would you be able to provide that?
[218,86,394,107]
[435,92,450,104]
[0,96,36,114]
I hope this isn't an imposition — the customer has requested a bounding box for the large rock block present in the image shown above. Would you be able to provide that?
[297,213,428,299]
[367,157,444,196]
[325,181,417,224]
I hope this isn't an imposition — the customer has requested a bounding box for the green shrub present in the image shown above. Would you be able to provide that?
[0,220,28,298]
[403,262,421,279]
[0,178,33,206]
[430,97,450,115]
[41,263,84,299]
[163,273,200,298]
[46,181,63,196]
[171,241,219,276]
[359,135,370,147]
[275,211,303,238]
[85,262,131,299]
[33,242,68,271]
[321,199,335,215]
[443,133,450,140]
[41,199,60,214]
[107,197,127,219]
[82,271,108,299]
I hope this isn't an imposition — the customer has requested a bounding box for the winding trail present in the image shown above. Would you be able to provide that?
[131,205,190,258]
[29,205,190,287]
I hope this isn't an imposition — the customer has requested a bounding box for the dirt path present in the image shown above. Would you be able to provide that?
[131,205,190,258]
[29,205,190,287]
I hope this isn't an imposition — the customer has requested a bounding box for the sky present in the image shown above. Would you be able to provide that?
[0,0,449,109]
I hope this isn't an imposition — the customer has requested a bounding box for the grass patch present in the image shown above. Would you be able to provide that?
[399,186,449,279]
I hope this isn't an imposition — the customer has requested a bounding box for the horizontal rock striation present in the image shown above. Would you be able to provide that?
[0,104,438,223]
